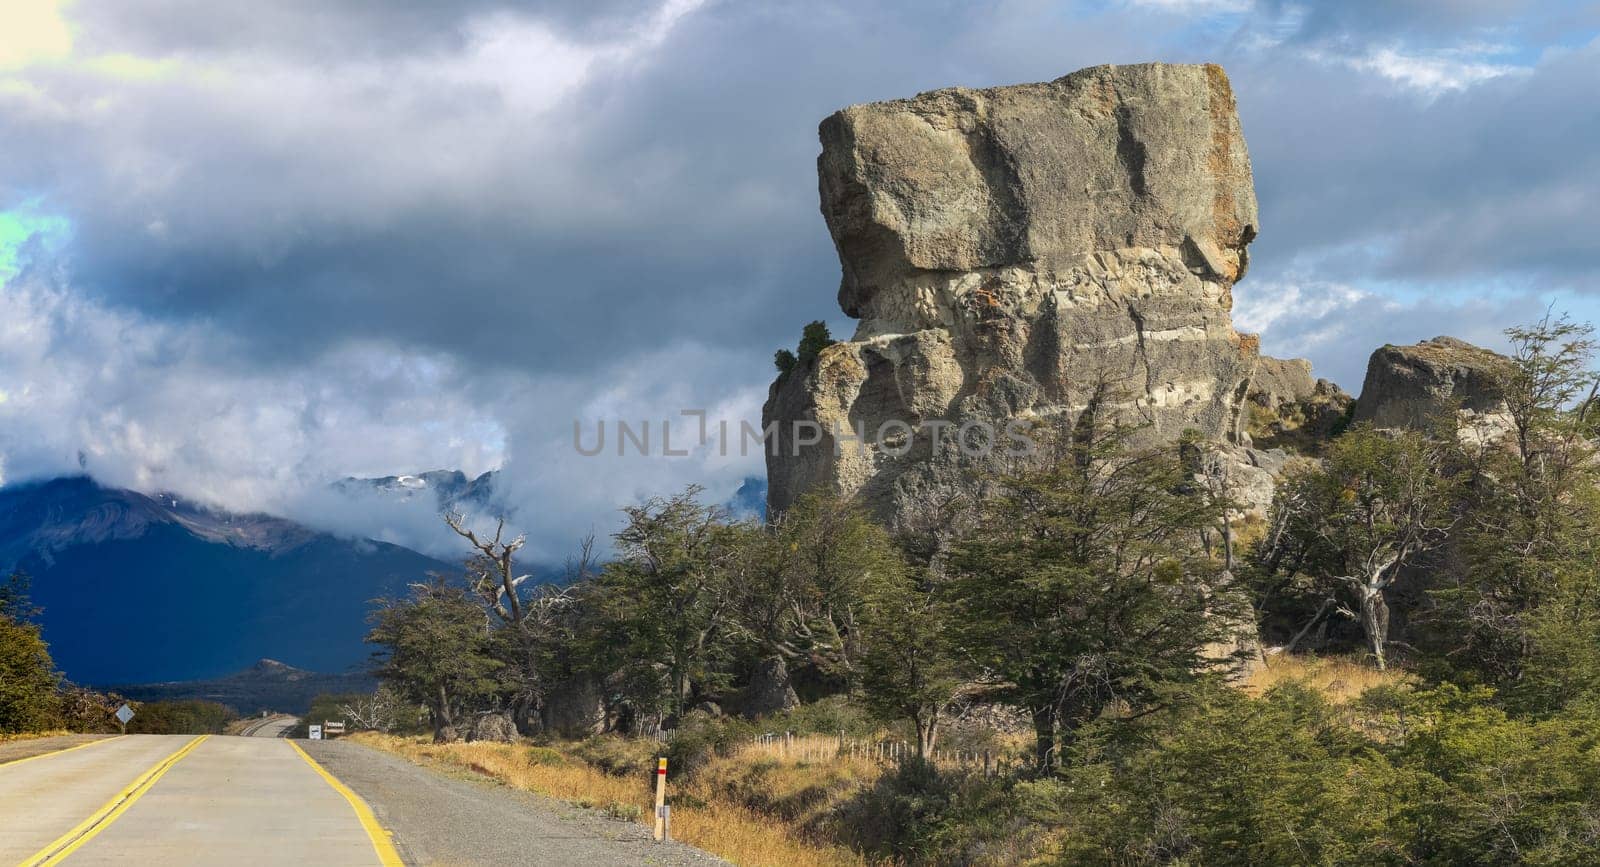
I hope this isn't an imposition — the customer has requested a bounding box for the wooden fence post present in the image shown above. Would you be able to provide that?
[653,757,668,842]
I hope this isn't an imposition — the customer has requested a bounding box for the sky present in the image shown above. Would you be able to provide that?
[1,0,1597,558]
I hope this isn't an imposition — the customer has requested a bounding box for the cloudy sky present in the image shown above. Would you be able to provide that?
[1,0,1596,557]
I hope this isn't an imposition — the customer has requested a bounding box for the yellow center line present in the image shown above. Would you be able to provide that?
[0,736,124,770]
[289,740,404,867]
[15,735,209,867]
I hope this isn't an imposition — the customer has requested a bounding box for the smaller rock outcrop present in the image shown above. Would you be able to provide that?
[1247,356,1316,415]
[467,711,517,743]
[1353,337,1511,432]
[541,676,606,737]
[738,657,800,718]
[1241,356,1352,453]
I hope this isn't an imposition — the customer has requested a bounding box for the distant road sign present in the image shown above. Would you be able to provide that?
[115,704,134,725]
[324,721,345,736]
[309,725,323,740]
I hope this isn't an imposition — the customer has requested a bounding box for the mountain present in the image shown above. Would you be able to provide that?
[338,467,767,531]
[114,658,375,715]
[332,468,499,513]
[726,476,767,520]
[0,476,448,685]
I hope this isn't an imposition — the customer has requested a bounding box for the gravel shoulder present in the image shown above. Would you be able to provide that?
[300,739,728,867]
[0,733,111,765]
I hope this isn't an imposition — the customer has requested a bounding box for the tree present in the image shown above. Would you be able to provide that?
[1431,315,1600,699]
[1275,426,1456,670]
[0,569,41,621]
[338,685,421,733]
[946,412,1247,768]
[367,576,505,742]
[0,614,59,734]
[797,320,835,363]
[774,349,798,375]
[773,321,836,376]
[733,492,903,695]
[443,511,583,730]
[0,570,59,734]
[590,487,745,720]
[859,569,965,757]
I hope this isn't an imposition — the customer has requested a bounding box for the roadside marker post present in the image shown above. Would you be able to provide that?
[653,757,668,841]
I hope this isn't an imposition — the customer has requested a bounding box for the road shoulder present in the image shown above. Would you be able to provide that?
[300,740,726,867]
[0,734,112,765]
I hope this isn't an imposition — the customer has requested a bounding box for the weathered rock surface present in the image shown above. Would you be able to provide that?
[765,63,1263,525]
[467,711,517,743]
[738,656,800,718]
[1243,356,1353,453]
[540,676,606,737]
[1246,357,1315,417]
[1352,337,1511,433]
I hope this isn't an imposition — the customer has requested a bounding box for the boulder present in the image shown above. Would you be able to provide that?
[1352,337,1512,433]
[1247,357,1316,415]
[466,711,517,743]
[540,676,606,738]
[765,63,1263,527]
[1241,357,1353,453]
[740,656,800,718]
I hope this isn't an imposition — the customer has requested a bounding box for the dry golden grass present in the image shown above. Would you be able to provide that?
[353,733,872,867]
[0,728,72,743]
[1244,653,1410,703]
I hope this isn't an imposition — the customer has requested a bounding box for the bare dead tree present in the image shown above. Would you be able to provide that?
[443,510,585,728]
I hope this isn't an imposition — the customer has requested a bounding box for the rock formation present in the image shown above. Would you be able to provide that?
[765,62,1272,527]
[1241,356,1352,455]
[1352,337,1511,433]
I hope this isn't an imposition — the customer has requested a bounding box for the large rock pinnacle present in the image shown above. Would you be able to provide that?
[765,63,1266,526]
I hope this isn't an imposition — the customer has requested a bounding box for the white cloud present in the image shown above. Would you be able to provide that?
[1345,45,1524,94]
[1234,275,1538,389]
[1124,0,1252,14]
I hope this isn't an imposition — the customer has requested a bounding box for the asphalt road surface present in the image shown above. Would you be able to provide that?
[0,734,722,866]
[239,714,299,738]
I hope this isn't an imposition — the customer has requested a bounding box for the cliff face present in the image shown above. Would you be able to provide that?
[765,63,1268,526]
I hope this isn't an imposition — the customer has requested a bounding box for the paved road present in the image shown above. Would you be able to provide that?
[2,734,722,866]
[0,734,399,866]
[240,715,299,738]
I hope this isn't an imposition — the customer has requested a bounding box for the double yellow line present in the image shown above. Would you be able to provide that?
[15,735,209,867]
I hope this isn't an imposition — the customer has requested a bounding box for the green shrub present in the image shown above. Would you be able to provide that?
[0,614,60,734]
[666,711,756,779]
[572,734,658,778]
[833,759,1017,865]
[761,696,876,738]
[128,700,235,734]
